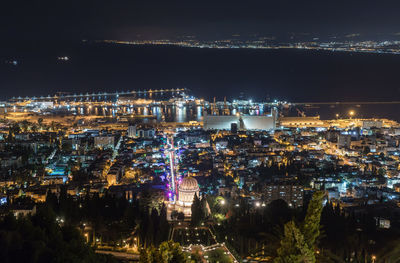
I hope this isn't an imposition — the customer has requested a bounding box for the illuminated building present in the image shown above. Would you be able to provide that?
[127,125,137,138]
[337,134,351,149]
[203,108,277,131]
[94,136,115,149]
[362,120,383,129]
[278,116,325,128]
[264,184,304,208]
[173,177,200,217]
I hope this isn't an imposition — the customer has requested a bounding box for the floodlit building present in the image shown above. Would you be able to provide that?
[174,177,200,217]
[279,116,325,128]
[203,109,277,131]
[127,125,137,138]
[362,120,383,129]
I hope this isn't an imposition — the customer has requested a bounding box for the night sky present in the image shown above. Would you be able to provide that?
[2,1,400,102]
[2,0,400,41]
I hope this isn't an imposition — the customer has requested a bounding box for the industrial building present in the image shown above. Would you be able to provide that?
[278,116,326,128]
[203,109,277,131]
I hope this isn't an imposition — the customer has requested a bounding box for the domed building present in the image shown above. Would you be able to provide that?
[173,177,200,217]
[177,177,199,206]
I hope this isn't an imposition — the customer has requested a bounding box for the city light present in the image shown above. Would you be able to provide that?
[2,10,400,261]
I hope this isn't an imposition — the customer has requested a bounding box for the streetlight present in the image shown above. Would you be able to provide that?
[349,110,355,119]
[371,255,376,263]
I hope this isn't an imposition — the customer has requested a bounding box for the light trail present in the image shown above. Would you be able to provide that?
[169,150,176,201]
[166,135,178,202]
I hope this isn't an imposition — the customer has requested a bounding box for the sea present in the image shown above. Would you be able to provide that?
[1,41,399,121]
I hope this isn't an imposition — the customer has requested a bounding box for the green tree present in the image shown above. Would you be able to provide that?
[189,251,202,263]
[206,248,232,263]
[274,221,315,263]
[9,123,21,137]
[274,191,325,263]
[139,246,163,263]
[20,120,30,132]
[191,194,204,226]
[158,204,170,244]
[301,191,325,250]
[0,206,118,263]
[159,241,187,263]
[139,241,187,263]
[37,118,44,131]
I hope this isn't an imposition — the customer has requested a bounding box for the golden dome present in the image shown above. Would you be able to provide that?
[179,177,199,192]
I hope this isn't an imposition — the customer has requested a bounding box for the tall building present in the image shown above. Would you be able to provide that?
[264,183,304,208]
[337,134,351,149]
[137,128,155,138]
[127,124,155,138]
[127,125,137,138]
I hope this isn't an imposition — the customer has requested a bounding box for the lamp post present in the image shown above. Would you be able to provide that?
[349,110,355,119]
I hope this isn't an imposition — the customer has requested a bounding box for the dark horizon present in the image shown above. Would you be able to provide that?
[2,1,400,42]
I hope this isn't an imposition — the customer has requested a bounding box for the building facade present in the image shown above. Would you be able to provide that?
[263,184,304,208]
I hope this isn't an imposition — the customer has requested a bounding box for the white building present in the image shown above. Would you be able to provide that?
[203,109,277,131]
[127,125,137,138]
[173,177,200,217]
[362,120,383,129]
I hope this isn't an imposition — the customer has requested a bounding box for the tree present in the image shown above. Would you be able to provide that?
[159,241,187,263]
[274,221,315,263]
[363,146,370,155]
[20,120,30,132]
[171,210,179,220]
[0,206,118,263]
[158,204,170,244]
[274,191,325,263]
[139,246,163,263]
[9,123,21,138]
[206,248,232,263]
[191,194,204,226]
[190,251,203,263]
[139,248,150,263]
[177,212,185,220]
[37,118,44,131]
[301,191,325,250]
[201,195,210,218]
[266,199,292,226]
[139,241,187,263]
